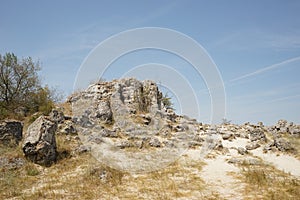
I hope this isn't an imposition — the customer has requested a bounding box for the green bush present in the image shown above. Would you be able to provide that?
[0,53,57,119]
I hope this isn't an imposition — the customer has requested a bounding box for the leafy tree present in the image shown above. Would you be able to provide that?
[0,53,56,119]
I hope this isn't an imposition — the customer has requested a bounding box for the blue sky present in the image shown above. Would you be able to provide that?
[1,0,299,125]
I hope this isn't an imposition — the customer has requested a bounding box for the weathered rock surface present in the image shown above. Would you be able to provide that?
[49,109,65,123]
[68,78,299,173]
[274,138,293,152]
[0,157,25,169]
[249,129,266,142]
[57,120,77,135]
[237,147,248,155]
[22,116,57,166]
[245,142,260,150]
[70,78,198,150]
[69,78,208,172]
[0,120,23,145]
[269,119,300,136]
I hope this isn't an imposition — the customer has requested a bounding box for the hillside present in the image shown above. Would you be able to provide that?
[1,78,299,200]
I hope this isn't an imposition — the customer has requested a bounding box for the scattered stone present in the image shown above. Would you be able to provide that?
[249,129,266,142]
[205,136,223,150]
[49,109,65,123]
[245,143,260,150]
[274,138,293,152]
[149,137,161,147]
[275,119,288,130]
[163,140,175,148]
[257,122,264,127]
[138,114,152,125]
[135,140,144,149]
[193,135,205,143]
[237,147,248,155]
[228,157,261,165]
[0,157,25,169]
[0,120,23,145]
[289,127,300,136]
[237,130,249,139]
[76,145,91,154]
[58,120,77,135]
[22,116,57,166]
[99,129,118,138]
[116,140,133,149]
[222,132,233,140]
[188,141,202,148]
[263,141,275,152]
[87,135,103,144]
[173,124,187,132]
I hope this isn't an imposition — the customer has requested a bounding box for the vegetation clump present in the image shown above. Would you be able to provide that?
[0,53,58,119]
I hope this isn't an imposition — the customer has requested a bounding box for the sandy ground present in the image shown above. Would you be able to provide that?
[201,155,243,199]
[252,148,300,178]
[185,137,300,199]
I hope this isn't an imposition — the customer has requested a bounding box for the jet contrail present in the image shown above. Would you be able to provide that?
[230,56,300,82]
[267,94,300,103]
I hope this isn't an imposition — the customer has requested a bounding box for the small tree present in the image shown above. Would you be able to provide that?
[0,53,55,119]
[162,92,173,110]
[222,118,232,125]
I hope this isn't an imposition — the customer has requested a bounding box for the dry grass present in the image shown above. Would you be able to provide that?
[2,129,299,199]
[13,154,206,199]
[283,134,300,159]
[0,145,40,199]
[0,133,208,200]
[57,101,73,116]
[238,162,300,200]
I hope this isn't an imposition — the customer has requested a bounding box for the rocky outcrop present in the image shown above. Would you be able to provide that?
[22,116,57,166]
[69,78,207,172]
[70,78,192,150]
[0,120,23,145]
[67,78,300,172]
[269,119,300,136]
[274,138,294,152]
[49,109,65,123]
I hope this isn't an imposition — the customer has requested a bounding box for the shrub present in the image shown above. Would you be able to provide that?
[0,53,58,119]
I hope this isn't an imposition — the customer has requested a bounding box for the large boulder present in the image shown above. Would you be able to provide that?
[0,120,23,145]
[249,128,266,142]
[22,116,57,166]
[93,100,113,123]
[48,109,65,123]
[274,138,293,152]
[246,142,260,150]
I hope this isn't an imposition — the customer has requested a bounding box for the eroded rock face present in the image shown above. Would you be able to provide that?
[0,120,23,145]
[69,78,204,172]
[249,129,266,142]
[94,100,113,123]
[49,109,65,123]
[22,116,57,166]
[274,138,293,152]
[67,78,300,172]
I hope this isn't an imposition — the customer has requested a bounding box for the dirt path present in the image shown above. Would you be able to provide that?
[201,155,243,199]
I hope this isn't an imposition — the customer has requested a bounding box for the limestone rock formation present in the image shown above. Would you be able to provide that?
[22,116,57,166]
[69,78,203,172]
[0,120,23,145]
